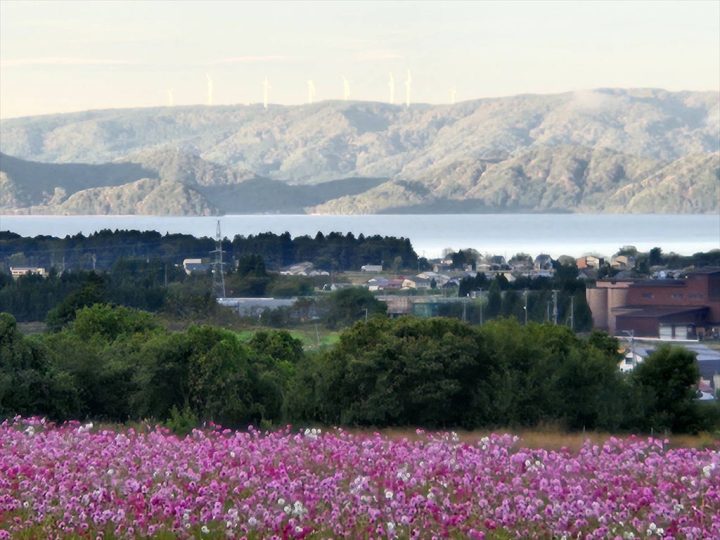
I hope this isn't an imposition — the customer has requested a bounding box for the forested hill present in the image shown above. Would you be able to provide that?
[1,88,718,214]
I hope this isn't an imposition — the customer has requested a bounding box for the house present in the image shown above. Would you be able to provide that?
[281,262,314,276]
[611,255,636,270]
[496,271,516,283]
[402,277,433,290]
[10,266,48,279]
[361,264,383,273]
[488,255,508,271]
[586,268,720,338]
[432,261,454,273]
[217,297,296,317]
[534,254,554,271]
[367,277,390,291]
[577,256,605,269]
[385,278,405,290]
[416,271,451,286]
[182,258,211,275]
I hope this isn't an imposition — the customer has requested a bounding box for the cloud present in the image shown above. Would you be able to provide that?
[210,55,289,65]
[0,57,138,68]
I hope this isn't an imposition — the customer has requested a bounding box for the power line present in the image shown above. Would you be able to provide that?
[210,220,226,298]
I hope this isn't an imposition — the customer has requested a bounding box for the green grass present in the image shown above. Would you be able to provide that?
[235,324,340,350]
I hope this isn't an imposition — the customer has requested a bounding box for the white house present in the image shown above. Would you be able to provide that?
[9,267,48,279]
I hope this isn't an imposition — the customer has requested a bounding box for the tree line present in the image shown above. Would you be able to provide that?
[1,305,715,434]
[0,230,418,272]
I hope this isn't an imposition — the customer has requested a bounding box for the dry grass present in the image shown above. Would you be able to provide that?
[349,427,720,452]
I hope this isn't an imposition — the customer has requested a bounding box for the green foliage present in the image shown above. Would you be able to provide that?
[632,345,702,433]
[72,304,159,342]
[164,405,199,436]
[486,279,502,319]
[0,313,77,418]
[1,304,717,434]
[323,287,387,329]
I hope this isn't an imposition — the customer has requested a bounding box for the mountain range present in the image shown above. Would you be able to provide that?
[1,88,718,215]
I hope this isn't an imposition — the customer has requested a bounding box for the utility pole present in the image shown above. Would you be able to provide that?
[552,290,558,325]
[210,220,226,298]
[462,296,467,323]
[91,253,97,271]
[523,289,529,325]
[623,329,636,368]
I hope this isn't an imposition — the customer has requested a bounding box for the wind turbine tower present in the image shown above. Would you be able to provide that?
[262,77,270,109]
[205,73,214,106]
[343,77,350,101]
[167,89,174,107]
[307,80,316,104]
[404,69,412,108]
[388,72,395,104]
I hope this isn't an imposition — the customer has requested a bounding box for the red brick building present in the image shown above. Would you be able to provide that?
[586,268,720,339]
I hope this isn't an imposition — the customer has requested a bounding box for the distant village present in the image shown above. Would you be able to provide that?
[6,243,720,399]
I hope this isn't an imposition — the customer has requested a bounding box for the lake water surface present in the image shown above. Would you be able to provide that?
[1,214,718,258]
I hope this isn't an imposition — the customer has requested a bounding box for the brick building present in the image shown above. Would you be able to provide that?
[586,268,720,339]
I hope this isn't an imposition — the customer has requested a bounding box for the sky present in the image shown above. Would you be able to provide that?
[1,0,719,118]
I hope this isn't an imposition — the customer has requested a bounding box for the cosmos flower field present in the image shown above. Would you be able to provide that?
[1,418,718,539]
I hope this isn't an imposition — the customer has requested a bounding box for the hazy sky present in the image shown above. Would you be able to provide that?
[1,0,718,118]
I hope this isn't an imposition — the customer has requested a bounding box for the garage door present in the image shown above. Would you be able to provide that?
[659,324,673,340]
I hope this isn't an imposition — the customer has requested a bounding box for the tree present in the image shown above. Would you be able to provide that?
[632,345,701,432]
[0,313,80,419]
[486,279,502,319]
[186,326,256,426]
[323,288,387,329]
[303,317,496,428]
[46,273,107,331]
[648,247,663,267]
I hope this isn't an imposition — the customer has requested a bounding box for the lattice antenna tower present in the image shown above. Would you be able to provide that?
[211,220,226,298]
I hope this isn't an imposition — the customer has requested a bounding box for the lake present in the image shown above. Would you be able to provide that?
[0,214,718,258]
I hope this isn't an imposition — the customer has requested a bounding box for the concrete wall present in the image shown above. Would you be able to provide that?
[586,287,609,330]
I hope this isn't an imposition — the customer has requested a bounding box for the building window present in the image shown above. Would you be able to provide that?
[688,293,704,299]
[642,293,654,299]
[671,293,684,299]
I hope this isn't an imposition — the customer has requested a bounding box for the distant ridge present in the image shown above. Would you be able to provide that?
[1,88,718,215]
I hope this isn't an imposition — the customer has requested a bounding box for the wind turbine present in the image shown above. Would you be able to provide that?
[205,73,214,106]
[343,77,350,101]
[388,72,395,104]
[167,88,174,107]
[307,80,316,104]
[404,69,412,108]
[262,77,270,109]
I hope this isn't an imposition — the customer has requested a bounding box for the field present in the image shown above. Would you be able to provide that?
[235,325,341,351]
[1,418,718,539]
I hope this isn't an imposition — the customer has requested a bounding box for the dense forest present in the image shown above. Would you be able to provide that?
[1,306,715,434]
[0,230,418,272]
